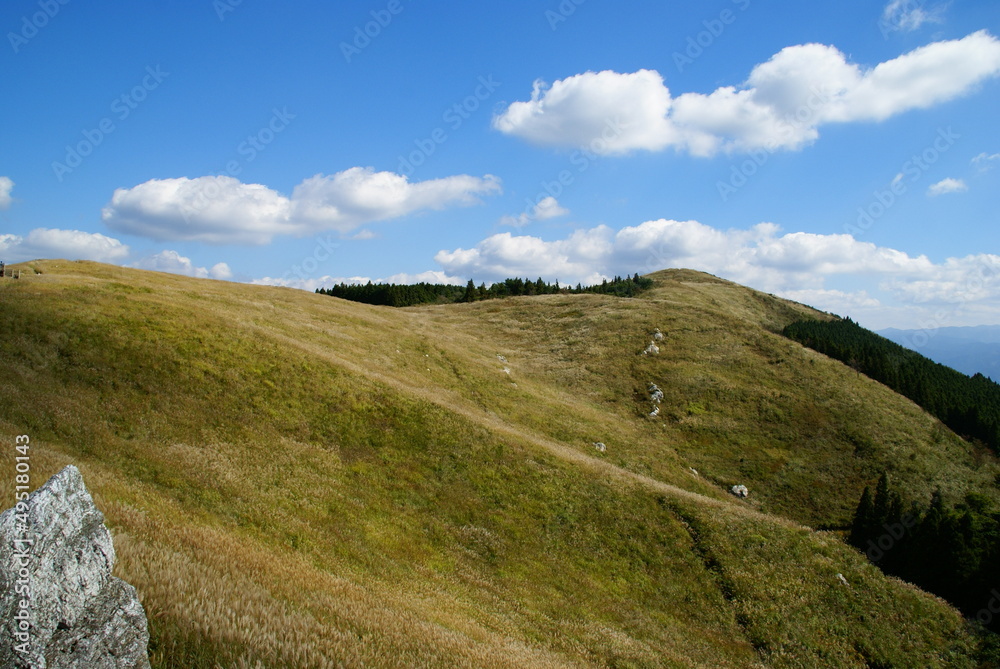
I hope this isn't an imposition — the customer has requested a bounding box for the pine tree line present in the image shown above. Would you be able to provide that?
[849,473,1000,633]
[315,281,466,307]
[316,274,654,308]
[783,317,1000,452]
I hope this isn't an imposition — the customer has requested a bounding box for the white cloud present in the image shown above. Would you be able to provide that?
[434,220,999,315]
[435,228,613,286]
[102,168,502,245]
[252,218,1000,329]
[500,196,570,227]
[0,177,13,210]
[927,177,968,196]
[253,269,464,293]
[532,196,569,221]
[972,152,1000,172]
[142,251,233,280]
[133,250,233,280]
[493,69,678,155]
[780,288,882,313]
[103,176,296,245]
[291,168,500,232]
[0,228,130,263]
[493,31,1000,157]
[881,0,946,34]
[210,262,234,280]
[881,254,1000,303]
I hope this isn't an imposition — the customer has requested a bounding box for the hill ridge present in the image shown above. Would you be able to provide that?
[1,259,997,667]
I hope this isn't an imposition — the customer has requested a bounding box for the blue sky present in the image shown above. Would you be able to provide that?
[2,0,999,329]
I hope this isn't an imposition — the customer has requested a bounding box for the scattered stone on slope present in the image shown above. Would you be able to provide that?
[652,328,665,341]
[730,484,749,499]
[648,405,660,418]
[647,383,664,404]
[0,465,151,669]
[641,341,660,356]
[593,442,607,453]
[836,573,849,587]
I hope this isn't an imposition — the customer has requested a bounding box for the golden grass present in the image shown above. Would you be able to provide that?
[0,259,996,667]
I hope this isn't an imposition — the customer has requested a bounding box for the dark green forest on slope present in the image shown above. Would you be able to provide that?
[316,274,654,307]
[849,473,1000,643]
[783,317,1000,453]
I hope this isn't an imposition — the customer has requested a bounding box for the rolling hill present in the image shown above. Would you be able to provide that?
[1,260,998,668]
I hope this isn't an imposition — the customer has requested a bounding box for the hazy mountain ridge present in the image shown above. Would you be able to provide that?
[0,260,997,668]
[879,325,1000,380]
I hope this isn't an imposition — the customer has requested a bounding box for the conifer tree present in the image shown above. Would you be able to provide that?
[849,485,875,549]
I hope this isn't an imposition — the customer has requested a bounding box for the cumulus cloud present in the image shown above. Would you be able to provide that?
[434,219,997,310]
[880,0,946,34]
[0,228,130,263]
[435,228,613,286]
[780,288,882,312]
[102,168,502,245]
[927,177,968,196]
[500,196,570,227]
[493,31,1000,156]
[251,217,1000,328]
[882,254,1000,303]
[493,69,678,154]
[253,269,463,293]
[291,168,500,230]
[0,177,13,210]
[133,250,232,280]
[103,176,296,245]
[435,221,1000,329]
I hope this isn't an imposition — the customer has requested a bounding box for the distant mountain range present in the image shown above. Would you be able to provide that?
[878,325,1000,380]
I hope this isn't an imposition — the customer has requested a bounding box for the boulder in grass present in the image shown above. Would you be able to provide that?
[0,465,151,669]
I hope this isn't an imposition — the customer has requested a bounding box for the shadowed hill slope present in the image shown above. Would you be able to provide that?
[0,260,997,668]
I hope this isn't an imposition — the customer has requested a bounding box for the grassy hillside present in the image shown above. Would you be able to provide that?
[0,260,997,667]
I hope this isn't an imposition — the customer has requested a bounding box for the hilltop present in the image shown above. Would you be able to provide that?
[1,260,997,668]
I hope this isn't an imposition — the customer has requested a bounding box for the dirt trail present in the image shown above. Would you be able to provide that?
[252,319,807,533]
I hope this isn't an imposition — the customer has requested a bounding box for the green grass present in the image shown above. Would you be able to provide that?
[0,260,996,667]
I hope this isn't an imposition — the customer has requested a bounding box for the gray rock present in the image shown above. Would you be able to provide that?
[0,465,151,669]
[730,484,749,499]
[647,383,664,403]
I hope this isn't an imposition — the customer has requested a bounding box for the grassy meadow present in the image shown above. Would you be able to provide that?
[0,260,997,667]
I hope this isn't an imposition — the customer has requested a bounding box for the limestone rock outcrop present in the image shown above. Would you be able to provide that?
[0,465,151,669]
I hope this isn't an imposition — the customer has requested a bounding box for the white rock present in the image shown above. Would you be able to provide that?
[731,484,749,498]
[593,442,607,453]
[0,466,151,669]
